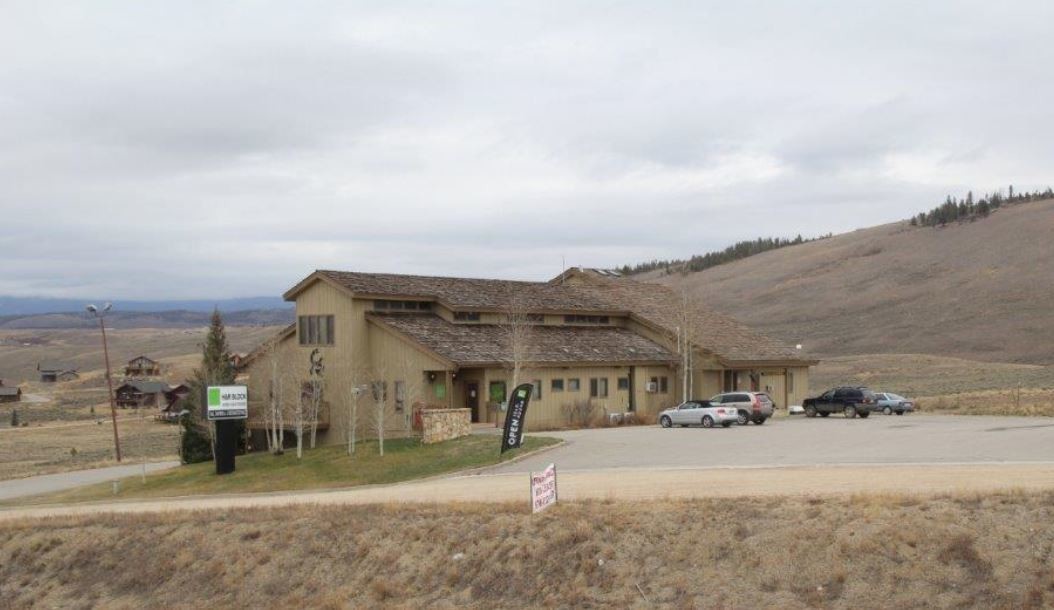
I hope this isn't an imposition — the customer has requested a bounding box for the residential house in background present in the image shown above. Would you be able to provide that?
[115,380,175,408]
[37,363,79,383]
[124,355,161,377]
[240,268,816,448]
[0,386,21,403]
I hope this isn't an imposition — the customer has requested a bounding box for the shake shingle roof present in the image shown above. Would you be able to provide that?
[290,268,812,365]
[369,313,678,366]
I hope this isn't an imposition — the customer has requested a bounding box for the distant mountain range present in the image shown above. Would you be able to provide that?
[0,296,293,329]
[0,296,290,316]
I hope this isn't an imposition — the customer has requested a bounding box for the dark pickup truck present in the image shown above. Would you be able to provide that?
[802,387,878,419]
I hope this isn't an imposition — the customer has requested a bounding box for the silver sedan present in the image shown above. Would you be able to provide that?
[659,400,740,428]
[875,392,915,415]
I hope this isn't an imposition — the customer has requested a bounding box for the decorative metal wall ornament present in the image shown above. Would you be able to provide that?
[309,348,325,377]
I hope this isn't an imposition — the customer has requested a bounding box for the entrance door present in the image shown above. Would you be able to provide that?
[466,382,480,423]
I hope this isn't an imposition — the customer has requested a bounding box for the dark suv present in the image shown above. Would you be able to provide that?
[802,387,878,419]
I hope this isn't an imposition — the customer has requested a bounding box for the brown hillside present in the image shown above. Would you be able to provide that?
[651,198,1054,364]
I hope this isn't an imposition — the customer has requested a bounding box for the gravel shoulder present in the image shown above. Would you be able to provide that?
[3,462,1054,522]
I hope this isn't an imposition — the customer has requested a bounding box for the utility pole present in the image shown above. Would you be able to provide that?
[88,303,122,462]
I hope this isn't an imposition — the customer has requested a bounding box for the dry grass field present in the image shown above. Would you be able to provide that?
[2,491,1053,608]
[0,417,180,480]
[0,326,283,383]
[651,197,1054,365]
[811,354,1054,416]
[0,325,281,478]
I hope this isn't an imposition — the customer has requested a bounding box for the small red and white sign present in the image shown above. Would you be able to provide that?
[530,463,558,513]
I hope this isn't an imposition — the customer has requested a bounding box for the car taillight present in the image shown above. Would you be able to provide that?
[717,408,725,414]
[752,396,761,411]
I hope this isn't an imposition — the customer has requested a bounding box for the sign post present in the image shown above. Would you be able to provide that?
[206,385,248,475]
[530,463,558,513]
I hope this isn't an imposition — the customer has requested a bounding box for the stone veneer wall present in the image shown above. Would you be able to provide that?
[421,408,472,444]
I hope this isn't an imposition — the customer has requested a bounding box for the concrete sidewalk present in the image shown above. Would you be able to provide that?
[0,461,180,501]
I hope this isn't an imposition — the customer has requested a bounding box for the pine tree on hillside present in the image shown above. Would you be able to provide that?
[180,308,237,464]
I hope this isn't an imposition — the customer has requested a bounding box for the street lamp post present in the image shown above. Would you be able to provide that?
[87,303,122,462]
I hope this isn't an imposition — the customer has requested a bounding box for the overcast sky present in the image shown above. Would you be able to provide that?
[2,1,1052,299]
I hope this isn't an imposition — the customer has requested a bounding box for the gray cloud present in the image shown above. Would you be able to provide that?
[2,1,1053,299]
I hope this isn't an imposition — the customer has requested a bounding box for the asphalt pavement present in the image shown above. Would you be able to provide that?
[0,461,180,501]
[490,414,1054,473]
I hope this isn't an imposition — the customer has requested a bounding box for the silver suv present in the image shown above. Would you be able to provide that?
[709,392,774,425]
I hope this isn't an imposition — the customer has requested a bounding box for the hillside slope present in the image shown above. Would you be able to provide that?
[651,198,1054,364]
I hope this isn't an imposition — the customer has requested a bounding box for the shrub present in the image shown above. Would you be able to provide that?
[562,399,600,428]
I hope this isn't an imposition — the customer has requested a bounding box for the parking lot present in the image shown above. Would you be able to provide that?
[491,414,1054,474]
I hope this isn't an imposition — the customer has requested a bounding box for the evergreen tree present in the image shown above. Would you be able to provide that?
[180,308,237,464]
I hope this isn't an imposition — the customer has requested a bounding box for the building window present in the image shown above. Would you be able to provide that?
[374,300,431,311]
[617,377,630,391]
[298,315,335,346]
[371,381,387,402]
[567,378,581,392]
[394,381,406,412]
[551,379,564,392]
[787,371,795,394]
[454,311,481,322]
[489,381,507,403]
[659,376,669,393]
[563,314,610,325]
[590,378,608,398]
[531,380,542,400]
[526,313,545,323]
[434,382,446,400]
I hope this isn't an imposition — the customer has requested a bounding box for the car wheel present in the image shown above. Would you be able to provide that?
[753,417,766,425]
[819,411,830,418]
[737,410,750,425]
[804,405,817,418]
[858,411,870,419]
[702,415,714,428]
[844,405,857,419]
[883,406,893,415]
[660,415,672,428]
[721,421,732,428]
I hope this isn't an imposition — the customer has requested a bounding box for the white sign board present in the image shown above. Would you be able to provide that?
[206,385,248,421]
[530,463,558,513]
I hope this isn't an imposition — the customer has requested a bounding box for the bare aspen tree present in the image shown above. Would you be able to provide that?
[307,377,324,449]
[294,377,306,459]
[343,378,367,456]
[500,291,534,392]
[674,289,696,402]
[372,378,387,456]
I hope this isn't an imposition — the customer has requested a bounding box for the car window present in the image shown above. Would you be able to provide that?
[710,394,724,403]
[736,394,751,402]
[821,390,834,399]
[679,402,698,410]
[889,393,903,401]
[875,393,886,400]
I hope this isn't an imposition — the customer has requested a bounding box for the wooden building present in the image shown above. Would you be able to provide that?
[240,268,816,447]
[37,363,79,383]
[115,380,171,408]
[124,356,161,377]
[0,386,21,403]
